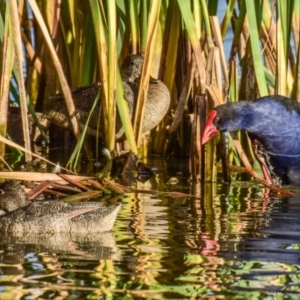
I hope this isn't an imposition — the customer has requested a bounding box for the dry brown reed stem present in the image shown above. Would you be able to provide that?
[8,0,32,161]
[86,179,112,194]
[58,174,91,191]
[0,14,13,159]
[103,178,126,194]
[0,171,90,182]
[0,155,13,171]
[231,133,294,196]
[27,181,51,200]
[62,191,103,202]
[169,58,196,134]
[28,0,81,140]
[47,181,84,193]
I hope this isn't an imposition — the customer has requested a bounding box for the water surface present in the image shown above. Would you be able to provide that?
[1,159,300,299]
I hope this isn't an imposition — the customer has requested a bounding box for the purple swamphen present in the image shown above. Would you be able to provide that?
[201,95,300,186]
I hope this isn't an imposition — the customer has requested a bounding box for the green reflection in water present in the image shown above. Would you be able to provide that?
[1,170,300,299]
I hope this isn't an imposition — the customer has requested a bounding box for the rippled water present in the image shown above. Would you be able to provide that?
[1,159,300,299]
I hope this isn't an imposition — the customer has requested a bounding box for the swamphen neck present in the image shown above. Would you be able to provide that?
[202,95,300,186]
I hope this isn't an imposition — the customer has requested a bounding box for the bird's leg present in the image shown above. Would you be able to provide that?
[252,140,274,185]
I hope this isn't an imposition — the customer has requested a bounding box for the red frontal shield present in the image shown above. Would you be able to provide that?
[201,110,219,144]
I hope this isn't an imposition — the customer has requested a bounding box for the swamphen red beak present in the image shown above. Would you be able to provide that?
[201,110,219,144]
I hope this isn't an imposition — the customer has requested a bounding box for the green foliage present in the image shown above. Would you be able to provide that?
[0,0,299,175]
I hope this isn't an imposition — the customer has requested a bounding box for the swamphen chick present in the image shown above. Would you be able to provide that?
[202,95,300,186]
